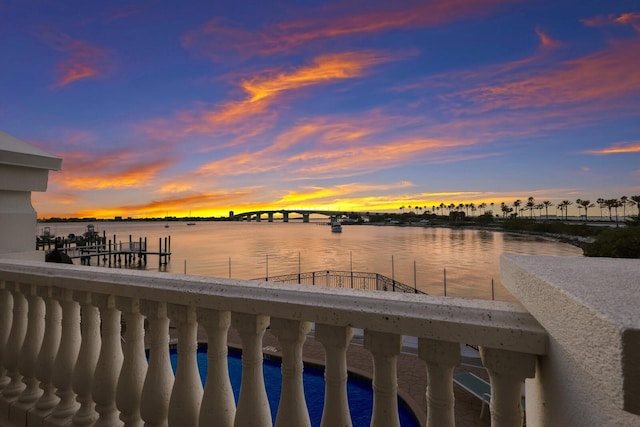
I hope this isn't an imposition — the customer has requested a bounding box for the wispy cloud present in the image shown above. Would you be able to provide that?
[37,30,113,88]
[243,51,393,102]
[105,5,144,22]
[138,51,397,142]
[394,27,563,94]
[182,0,518,60]
[584,141,640,155]
[535,28,564,49]
[582,12,640,32]
[193,113,480,181]
[441,37,640,116]
[49,148,176,190]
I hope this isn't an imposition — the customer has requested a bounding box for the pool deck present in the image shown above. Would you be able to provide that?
[222,328,492,427]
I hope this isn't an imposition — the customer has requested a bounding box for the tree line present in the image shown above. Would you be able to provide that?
[399,195,640,222]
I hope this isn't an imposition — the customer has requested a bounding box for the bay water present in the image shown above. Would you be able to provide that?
[41,221,582,301]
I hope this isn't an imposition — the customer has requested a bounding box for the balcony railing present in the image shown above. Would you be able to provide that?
[0,258,546,427]
[262,270,426,294]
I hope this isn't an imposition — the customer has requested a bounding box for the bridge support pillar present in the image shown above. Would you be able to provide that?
[302,214,309,223]
[268,213,273,223]
[256,214,261,222]
[283,213,289,223]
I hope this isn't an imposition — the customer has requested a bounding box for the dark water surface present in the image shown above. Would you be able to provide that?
[42,221,582,301]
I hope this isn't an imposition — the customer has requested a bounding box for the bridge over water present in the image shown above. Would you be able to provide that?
[231,209,362,223]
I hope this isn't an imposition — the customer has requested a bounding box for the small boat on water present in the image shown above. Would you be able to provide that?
[186,210,196,225]
[331,218,342,233]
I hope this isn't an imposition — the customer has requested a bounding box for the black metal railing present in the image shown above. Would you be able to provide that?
[259,270,426,294]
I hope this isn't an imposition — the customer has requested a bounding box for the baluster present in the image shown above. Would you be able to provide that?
[418,338,460,427]
[140,301,173,427]
[232,313,271,427]
[116,297,147,427]
[11,283,46,424]
[31,287,62,423]
[197,309,234,427]
[0,283,13,390]
[480,347,536,427]
[71,292,100,426]
[270,318,312,427]
[364,330,402,427]
[47,288,81,426]
[168,304,202,427]
[93,294,124,427]
[314,324,354,427]
[1,282,27,403]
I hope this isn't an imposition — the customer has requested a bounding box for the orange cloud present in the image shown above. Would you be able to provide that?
[182,0,518,59]
[584,141,640,155]
[582,12,640,31]
[287,137,480,179]
[37,30,113,88]
[49,149,176,190]
[196,129,478,181]
[243,51,391,102]
[448,37,640,113]
[139,51,395,142]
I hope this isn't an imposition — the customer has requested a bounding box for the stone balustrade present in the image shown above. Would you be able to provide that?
[0,258,547,427]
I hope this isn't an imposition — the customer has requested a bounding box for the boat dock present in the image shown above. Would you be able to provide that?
[63,236,171,268]
[37,225,171,269]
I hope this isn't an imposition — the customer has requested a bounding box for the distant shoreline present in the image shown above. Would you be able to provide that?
[364,221,593,251]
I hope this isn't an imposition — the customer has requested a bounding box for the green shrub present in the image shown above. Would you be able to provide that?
[583,227,640,258]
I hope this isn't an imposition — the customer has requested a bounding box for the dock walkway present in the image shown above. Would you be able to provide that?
[61,240,171,268]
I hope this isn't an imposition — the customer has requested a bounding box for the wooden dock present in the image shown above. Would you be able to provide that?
[38,226,171,269]
[63,237,171,268]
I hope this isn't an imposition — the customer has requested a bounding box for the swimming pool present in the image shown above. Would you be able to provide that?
[169,347,420,426]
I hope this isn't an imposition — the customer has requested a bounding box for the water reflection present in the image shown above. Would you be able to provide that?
[42,221,583,301]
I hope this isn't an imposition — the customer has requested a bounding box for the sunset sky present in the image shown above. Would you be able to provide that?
[2,0,639,219]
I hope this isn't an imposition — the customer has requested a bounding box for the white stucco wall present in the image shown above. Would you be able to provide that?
[502,254,640,426]
[0,130,61,258]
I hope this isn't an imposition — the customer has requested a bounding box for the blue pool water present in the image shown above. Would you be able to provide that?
[169,348,420,427]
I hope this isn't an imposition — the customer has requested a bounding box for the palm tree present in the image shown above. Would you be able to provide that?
[631,195,640,216]
[513,199,521,217]
[526,197,535,219]
[542,201,553,220]
[603,199,618,221]
[620,196,628,220]
[559,200,573,220]
[501,203,512,218]
[596,198,605,219]
[576,199,594,221]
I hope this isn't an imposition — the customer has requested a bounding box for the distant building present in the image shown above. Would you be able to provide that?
[229,211,234,218]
